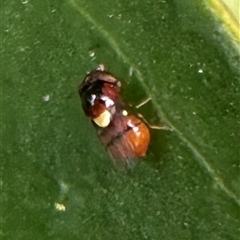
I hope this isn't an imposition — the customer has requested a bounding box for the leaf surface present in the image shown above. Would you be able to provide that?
[2,0,239,239]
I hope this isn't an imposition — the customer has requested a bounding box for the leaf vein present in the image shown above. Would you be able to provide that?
[69,0,240,206]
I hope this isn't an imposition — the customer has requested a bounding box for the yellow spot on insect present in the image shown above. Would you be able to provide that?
[54,203,66,211]
[93,110,111,127]
[122,110,128,116]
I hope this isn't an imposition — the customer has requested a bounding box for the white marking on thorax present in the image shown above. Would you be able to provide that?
[100,96,114,107]
[127,120,140,135]
[89,94,96,105]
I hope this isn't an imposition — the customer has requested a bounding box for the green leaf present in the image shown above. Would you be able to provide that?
[2,0,239,239]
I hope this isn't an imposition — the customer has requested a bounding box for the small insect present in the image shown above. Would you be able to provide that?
[79,65,150,166]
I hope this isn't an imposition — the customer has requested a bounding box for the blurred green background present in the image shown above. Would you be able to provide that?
[2,0,239,239]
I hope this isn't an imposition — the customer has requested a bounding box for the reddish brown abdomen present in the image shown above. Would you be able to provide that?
[97,115,150,161]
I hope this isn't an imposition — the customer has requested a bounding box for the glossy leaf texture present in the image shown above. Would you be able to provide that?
[2,0,239,239]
